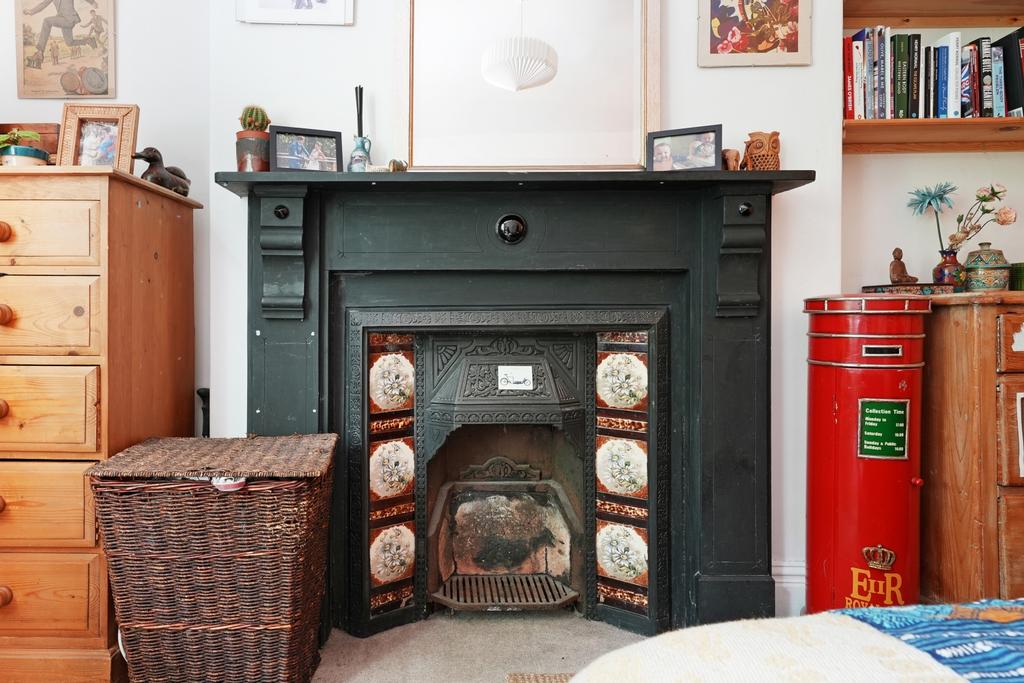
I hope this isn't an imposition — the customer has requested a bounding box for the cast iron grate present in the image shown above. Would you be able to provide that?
[431,574,578,611]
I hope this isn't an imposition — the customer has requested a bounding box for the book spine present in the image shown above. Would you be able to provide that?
[877,27,887,118]
[910,34,921,118]
[895,34,910,118]
[938,46,949,118]
[949,33,962,118]
[888,28,895,118]
[994,46,1006,117]
[865,30,875,118]
[972,43,982,116]
[924,46,933,118]
[844,35,854,119]
[978,37,994,117]
[853,40,866,119]
[962,46,975,118]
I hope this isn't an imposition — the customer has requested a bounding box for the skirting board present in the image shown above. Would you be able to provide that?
[773,561,807,617]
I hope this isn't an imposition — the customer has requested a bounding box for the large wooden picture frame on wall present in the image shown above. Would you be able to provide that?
[407,0,661,170]
[56,103,139,173]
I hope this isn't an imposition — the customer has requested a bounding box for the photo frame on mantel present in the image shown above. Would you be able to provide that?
[408,0,660,170]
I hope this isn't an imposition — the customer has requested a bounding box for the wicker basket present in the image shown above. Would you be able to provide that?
[87,434,337,683]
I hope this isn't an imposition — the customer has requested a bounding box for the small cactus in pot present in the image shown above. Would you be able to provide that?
[236,105,271,172]
[0,129,48,166]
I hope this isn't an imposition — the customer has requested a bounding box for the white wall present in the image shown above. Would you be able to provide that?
[0,1,212,433]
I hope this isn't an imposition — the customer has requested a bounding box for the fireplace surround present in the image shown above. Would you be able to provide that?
[217,169,814,637]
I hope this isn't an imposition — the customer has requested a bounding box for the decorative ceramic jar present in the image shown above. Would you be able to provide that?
[964,242,1010,291]
[932,249,967,292]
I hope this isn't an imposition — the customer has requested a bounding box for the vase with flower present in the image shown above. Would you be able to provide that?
[908,181,1018,292]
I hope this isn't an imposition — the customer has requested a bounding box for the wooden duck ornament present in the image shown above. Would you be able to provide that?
[133,147,191,197]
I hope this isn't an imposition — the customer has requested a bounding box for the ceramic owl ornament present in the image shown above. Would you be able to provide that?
[741,131,781,171]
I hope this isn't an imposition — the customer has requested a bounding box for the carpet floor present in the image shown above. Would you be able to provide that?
[312,611,645,683]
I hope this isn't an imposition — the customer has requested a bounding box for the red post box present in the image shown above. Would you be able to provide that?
[804,295,931,613]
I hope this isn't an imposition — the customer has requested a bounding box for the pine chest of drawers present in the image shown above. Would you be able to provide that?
[0,168,199,681]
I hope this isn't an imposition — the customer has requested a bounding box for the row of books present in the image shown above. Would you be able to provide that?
[843,27,1024,120]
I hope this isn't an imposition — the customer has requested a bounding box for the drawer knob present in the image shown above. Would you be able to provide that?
[273,205,290,220]
[0,586,11,608]
[0,496,5,513]
[496,214,527,245]
[0,304,12,325]
[0,399,8,419]
[0,221,10,242]
[738,202,754,217]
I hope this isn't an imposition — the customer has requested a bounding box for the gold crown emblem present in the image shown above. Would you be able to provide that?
[862,544,896,571]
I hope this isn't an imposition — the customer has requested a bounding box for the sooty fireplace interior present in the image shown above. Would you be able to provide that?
[216,169,814,636]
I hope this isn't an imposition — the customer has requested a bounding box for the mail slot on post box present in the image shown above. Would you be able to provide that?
[804,295,932,612]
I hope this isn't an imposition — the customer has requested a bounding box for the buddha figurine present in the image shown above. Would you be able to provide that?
[889,247,918,284]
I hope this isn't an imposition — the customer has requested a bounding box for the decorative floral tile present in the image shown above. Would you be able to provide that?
[596,520,649,587]
[369,521,416,587]
[368,351,415,414]
[596,435,648,499]
[369,437,415,501]
[596,352,649,411]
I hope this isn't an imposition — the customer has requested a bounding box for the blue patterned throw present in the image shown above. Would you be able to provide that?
[839,599,1024,681]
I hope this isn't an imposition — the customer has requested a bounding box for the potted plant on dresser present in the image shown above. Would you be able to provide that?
[0,128,48,166]
[236,105,271,172]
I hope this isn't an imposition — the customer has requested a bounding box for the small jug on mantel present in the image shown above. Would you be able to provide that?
[965,242,1010,291]
[347,136,372,172]
[932,249,967,292]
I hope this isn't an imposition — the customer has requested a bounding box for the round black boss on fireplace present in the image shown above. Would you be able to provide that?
[495,214,527,244]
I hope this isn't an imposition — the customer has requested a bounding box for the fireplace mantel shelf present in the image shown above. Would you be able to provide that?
[215,169,815,196]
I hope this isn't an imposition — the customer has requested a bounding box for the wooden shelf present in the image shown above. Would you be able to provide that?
[844,0,1024,28]
[843,117,1024,153]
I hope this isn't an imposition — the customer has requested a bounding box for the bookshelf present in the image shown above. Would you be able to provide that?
[843,0,1024,153]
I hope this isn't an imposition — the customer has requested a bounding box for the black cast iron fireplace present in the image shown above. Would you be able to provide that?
[216,169,814,637]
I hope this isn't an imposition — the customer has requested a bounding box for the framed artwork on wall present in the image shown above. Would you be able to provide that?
[56,103,139,172]
[408,0,660,170]
[698,0,811,67]
[16,0,116,99]
[236,0,354,25]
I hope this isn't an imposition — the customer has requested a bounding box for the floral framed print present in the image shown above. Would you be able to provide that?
[56,103,139,172]
[698,0,811,67]
[17,0,116,98]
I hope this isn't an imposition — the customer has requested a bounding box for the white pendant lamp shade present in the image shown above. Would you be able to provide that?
[481,36,558,92]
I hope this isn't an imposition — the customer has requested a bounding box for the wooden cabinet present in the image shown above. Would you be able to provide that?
[0,168,199,681]
[921,292,1024,602]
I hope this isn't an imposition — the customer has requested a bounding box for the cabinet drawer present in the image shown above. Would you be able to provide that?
[997,314,1024,372]
[0,366,98,453]
[997,377,1024,486]
[0,276,100,355]
[0,200,99,266]
[0,462,93,547]
[999,488,1024,598]
[0,552,100,637]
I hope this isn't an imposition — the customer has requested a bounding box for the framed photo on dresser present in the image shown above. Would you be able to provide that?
[56,103,139,172]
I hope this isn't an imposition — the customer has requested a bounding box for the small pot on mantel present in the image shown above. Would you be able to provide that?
[236,130,269,173]
[932,249,967,292]
[0,145,48,166]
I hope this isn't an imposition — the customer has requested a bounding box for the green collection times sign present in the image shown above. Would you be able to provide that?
[858,399,909,459]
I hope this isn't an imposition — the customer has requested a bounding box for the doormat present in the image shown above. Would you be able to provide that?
[506,675,574,683]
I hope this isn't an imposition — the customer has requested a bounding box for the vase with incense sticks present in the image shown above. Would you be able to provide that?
[347,85,372,172]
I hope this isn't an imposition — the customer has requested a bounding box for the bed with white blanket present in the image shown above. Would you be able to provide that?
[573,599,1024,682]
